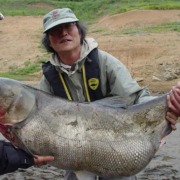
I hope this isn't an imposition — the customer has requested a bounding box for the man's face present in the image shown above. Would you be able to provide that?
[48,22,81,54]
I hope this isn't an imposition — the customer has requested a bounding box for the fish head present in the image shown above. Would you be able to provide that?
[0,78,35,140]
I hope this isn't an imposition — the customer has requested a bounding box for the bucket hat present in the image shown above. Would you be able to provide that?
[43,8,79,33]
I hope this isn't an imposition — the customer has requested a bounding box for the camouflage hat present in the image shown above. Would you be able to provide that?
[43,8,79,33]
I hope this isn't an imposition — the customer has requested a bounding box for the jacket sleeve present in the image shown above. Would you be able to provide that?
[98,50,155,105]
[0,141,34,175]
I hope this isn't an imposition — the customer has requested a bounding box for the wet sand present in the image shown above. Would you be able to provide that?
[0,123,179,180]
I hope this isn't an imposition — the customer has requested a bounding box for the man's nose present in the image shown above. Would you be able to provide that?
[60,27,68,35]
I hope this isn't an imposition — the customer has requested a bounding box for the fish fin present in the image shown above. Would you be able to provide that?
[161,122,172,139]
[11,127,35,157]
[94,96,128,109]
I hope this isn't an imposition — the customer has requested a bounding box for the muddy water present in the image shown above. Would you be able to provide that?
[0,124,179,180]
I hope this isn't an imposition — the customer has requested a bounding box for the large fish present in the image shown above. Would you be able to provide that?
[0,77,172,178]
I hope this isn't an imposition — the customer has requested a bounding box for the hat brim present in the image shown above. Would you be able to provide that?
[44,18,79,33]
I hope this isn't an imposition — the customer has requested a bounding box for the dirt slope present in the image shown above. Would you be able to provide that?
[0,10,180,93]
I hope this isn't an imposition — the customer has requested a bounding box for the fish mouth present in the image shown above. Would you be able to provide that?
[0,123,34,156]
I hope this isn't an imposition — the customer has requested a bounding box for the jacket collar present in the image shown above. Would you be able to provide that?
[49,38,98,75]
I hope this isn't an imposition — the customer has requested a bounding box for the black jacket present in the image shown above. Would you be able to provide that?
[0,141,34,175]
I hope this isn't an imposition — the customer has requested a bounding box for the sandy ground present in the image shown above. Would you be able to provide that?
[0,10,180,92]
[0,9,180,179]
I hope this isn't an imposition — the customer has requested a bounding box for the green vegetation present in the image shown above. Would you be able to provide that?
[0,0,180,80]
[113,21,180,35]
[1,0,180,22]
[0,58,44,80]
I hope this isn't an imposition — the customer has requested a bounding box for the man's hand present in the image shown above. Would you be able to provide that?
[34,155,54,166]
[168,82,180,116]
[166,82,180,130]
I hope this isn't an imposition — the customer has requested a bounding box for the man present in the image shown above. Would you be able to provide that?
[40,8,180,180]
[0,140,54,175]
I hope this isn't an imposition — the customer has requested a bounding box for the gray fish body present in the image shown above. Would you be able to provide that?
[0,78,171,178]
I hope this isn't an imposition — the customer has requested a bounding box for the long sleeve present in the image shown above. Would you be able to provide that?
[0,141,34,175]
[98,50,155,105]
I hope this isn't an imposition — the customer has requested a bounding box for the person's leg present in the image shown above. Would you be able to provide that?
[64,170,137,180]
[75,171,97,180]
[64,170,77,180]
[98,176,137,180]
[64,170,96,180]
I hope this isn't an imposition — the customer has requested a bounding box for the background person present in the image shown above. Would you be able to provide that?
[0,13,4,20]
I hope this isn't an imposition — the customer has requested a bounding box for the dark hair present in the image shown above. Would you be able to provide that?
[41,21,87,53]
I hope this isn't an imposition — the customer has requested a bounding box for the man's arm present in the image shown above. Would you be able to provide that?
[0,141,54,175]
[0,141,34,175]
